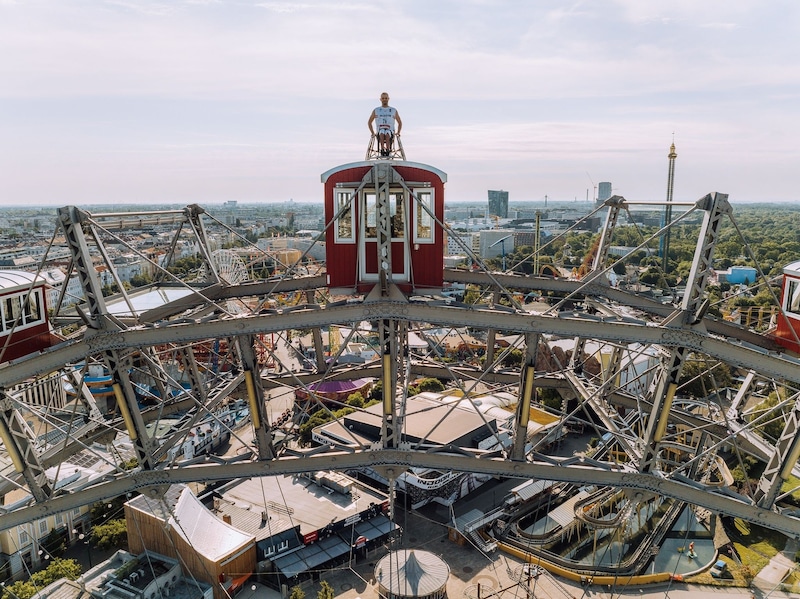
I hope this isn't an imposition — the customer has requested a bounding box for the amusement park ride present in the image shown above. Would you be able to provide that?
[3,132,800,578]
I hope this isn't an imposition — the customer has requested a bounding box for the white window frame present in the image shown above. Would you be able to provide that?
[334,190,355,244]
[785,279,800,316]
[1,289,45,333]
[22,290,43,325]
[389,191,406,240]
[19,528,30,546]
[39,520,48,535]
[364,192,377,239]
[412,188,435,244]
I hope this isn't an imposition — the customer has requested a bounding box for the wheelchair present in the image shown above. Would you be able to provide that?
[366,131,406,161]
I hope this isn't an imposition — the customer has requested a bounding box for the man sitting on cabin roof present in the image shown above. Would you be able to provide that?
[368,92,402,157]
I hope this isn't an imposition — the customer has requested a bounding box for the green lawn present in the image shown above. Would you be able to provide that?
[686,517,788,588]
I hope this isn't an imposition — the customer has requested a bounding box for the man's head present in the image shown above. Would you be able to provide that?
[380,92,390,107]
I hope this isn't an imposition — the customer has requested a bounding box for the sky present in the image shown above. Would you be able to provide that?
[1,1,799,207]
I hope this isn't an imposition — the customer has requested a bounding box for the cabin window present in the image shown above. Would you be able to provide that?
[3,296,23,331]
[364,191,405,240]
[413,189,434,243]
[1,291,43,331]
[786,279,800,314]
[335,190,354,243]
[23,290,41,324]
[390,191,405,239]
[364,192,377,239]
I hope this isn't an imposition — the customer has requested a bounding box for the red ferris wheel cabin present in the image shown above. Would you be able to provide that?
[0,270,54,363]
[321,160,447,295]
[771,260,800,353]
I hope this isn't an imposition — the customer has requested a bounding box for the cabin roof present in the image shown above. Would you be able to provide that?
[783,260,800,276]
[320,160,447,184]
[0,269,44,291]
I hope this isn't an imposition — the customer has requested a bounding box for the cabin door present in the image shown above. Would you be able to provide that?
[359,189,409,283]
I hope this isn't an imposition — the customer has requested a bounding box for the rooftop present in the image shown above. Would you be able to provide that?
[215,472,388,536]
[0,269,44,290]
[127,485,254,562]
[316,393,498,449]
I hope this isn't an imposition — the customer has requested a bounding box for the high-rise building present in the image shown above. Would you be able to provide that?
[488,190,509,218]
[597,182,612,203]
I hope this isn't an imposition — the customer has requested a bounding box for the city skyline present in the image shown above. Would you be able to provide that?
[2,1,799,207]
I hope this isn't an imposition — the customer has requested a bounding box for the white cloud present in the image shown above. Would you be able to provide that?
[1,0,799,204]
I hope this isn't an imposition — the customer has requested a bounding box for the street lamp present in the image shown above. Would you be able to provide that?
[489,235,512,272]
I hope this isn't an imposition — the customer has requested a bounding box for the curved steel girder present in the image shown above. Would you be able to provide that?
[3,301,799,389]
[442,269,780,351]
[2,449,799,539]
[136,276,327,324]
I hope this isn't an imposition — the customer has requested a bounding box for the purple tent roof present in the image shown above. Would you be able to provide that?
[307,378,371,393]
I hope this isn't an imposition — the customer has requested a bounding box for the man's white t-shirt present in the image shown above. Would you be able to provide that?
[374,106,397,132]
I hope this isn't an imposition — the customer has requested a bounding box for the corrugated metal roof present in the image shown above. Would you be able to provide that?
[510,479,553,502]
[214,497,293,541]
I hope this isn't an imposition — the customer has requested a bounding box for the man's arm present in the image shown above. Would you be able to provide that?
[395,111,402,135]
[368,110,376,134]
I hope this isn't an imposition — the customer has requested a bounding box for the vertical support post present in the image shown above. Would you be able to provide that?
[512,333,539,460]
[583,196,624,283]
[239,335,274,460]
[756,392,800,508]
[0,394,52,502]
[639,193,729,473]
[484,291,500,372]
[380,318,398,449]
[184,204,221,284]
[107,351,155,469]
[58,206,108,328]
[306,290,326,371]
[375,163,393,294]
[58,206,155,469]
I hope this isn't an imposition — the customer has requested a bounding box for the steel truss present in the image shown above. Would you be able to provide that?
[1,193,800,548]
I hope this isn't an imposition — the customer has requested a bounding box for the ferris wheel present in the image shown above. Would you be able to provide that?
[203,249,249,285]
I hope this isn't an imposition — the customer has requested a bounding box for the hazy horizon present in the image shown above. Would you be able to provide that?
[3,2,800,207]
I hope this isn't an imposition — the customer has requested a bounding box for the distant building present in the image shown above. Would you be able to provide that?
[598,182,612,203]
[32,550,213,599]
[0,461,96,581]
[717,266,758,285]
[125,485,255,599]
[479,229,515,259]
[513,231,537,248]
[488,190,509,218]
[126,478,394,594]
[213,473,393,589]
[445,230,479,257]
